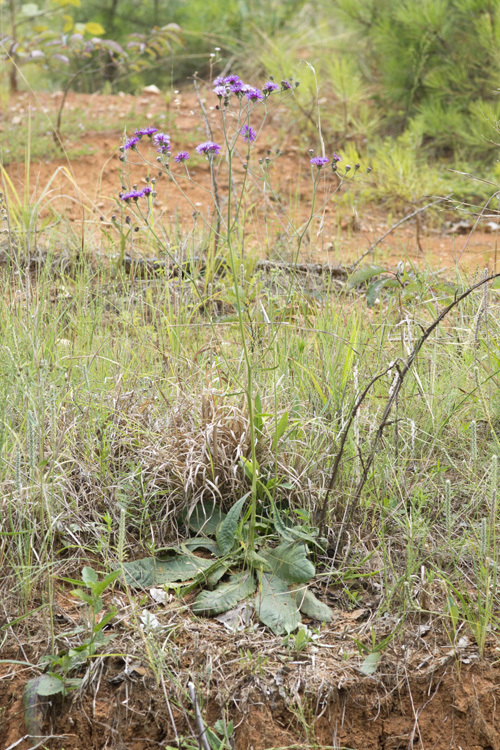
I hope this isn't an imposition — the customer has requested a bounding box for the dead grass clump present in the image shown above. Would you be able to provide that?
[141,390,258,513]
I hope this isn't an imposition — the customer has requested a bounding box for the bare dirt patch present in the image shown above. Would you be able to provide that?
[2,89,499,272]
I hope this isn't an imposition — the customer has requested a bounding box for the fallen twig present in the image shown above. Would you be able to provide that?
[352,195,452,270]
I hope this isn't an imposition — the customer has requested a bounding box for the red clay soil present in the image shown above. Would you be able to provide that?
[1,89,499,273]
[2,653,500,749]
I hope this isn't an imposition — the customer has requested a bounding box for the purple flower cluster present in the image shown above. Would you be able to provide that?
[241,124,256,143]
[245,87,263,102]
[122,127,159,152]
[213,85,229,98]
[119,185,152,202]
[196,141,221,156]
[263,81,279,94]
[153,132,171,154]
[123,136,140,151]
[213,75,245,96]
[332,153,342,162]
[174,151,190,163]
[310,156,329,168]
[212,74,283,102]
[135,127,158,137]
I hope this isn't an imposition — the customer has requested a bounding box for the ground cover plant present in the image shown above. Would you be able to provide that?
[3,19,500,750]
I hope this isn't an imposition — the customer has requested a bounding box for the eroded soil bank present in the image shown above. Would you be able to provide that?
[2,646,500,750]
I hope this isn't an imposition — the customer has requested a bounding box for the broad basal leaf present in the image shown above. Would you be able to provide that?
[33,673,65,696]
[122,554,212,588]
[292,587,333,622]
[360,651,382,675]
[182,537,220,554]
[186,501,225,536]
[346,264,385,290]
[192,571,255,616]
[263,541,315,584]
[256,572,300,635]
[206,561,228,588]
[216,494,248,556]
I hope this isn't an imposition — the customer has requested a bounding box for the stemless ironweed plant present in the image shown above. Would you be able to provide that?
[114,73,366,553]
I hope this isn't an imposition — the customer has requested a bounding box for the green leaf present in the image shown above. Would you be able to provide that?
[182,537,220,554]
[246,549,272,571]
[93,608,117,633]
[81,566,98,586]
[347,265,386,290]
[122,554,212,588]
[366,278,392,307]
[216,494,248,556]
[271,411,288,450]
[257,572,301,635]
[35,673,65,696]
[263,541,315,583]
[71,589,93,606]
[206,562,228,588]
[186,501,225,536]
[360,651,381,675]
[192,571,255,616]
[270,499,296,542]
[241,455,259,481]
[92,569,121,598]
[292,587,333,622]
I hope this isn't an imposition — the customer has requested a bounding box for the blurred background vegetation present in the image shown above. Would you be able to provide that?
[2,0,500,202]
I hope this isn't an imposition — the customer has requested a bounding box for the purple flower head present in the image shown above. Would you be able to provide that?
[134,126,158,137]
[196,141,222,156]
[229,79,246,94]
[119,189,143,201]
[224,74,241,85]
[281,80,292,90]
[123,136,140,151]
[141,186,153,196]
[153,132,171,154]
[245,87,263,102]
[174,151,190,163]
[310,156,329,168]
[263,81,279,94]
[213,84,229,98]
[331,153,342,162]
[213,75,226,86]
[241,124,257,143]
